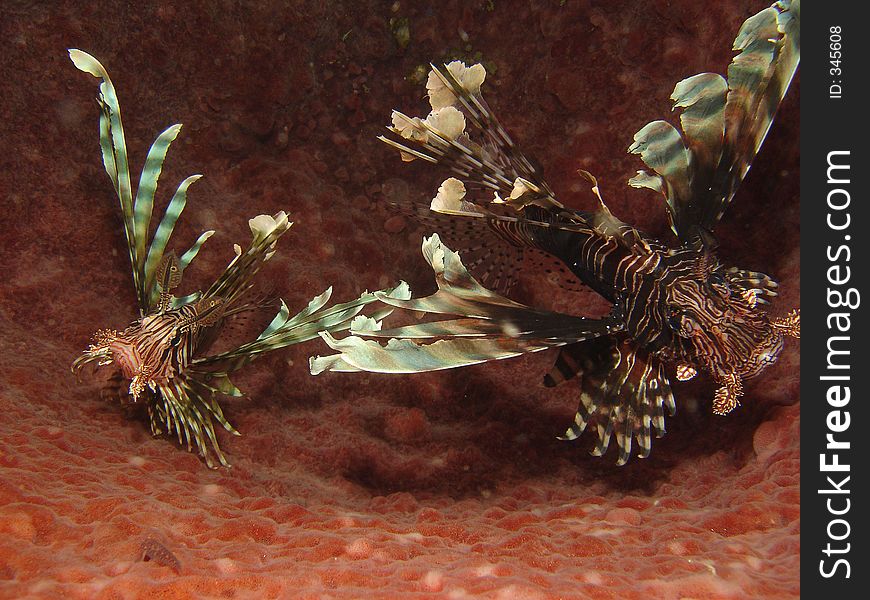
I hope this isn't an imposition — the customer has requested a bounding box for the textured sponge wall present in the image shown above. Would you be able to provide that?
[0,1,799,598]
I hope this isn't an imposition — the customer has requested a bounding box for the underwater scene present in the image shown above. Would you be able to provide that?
[1,0,799,598]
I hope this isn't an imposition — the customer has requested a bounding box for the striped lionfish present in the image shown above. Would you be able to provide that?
[312,1,801,465]
[69,50,407,467]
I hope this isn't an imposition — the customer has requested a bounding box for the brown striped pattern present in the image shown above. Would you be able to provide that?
[366,1,800,464]
[629,0,800,242]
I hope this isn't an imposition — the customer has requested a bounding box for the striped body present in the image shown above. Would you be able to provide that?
[90,298,224,399]
[325,0,802,464]
[487,206,795,459]
[527,206,788,391]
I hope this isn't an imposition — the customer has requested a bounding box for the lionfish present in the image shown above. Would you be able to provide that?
[69,50,407,467]
[311,1,801,465]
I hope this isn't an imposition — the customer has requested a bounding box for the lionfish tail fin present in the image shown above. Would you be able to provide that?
[549,337,674,465]
[628,0,799,240]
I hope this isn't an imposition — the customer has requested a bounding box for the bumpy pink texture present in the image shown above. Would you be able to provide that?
[0,1,799,598]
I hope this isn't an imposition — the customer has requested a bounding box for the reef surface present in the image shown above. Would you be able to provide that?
[0,1,799,598]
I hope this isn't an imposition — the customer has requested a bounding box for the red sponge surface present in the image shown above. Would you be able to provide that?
[0,1,799,598]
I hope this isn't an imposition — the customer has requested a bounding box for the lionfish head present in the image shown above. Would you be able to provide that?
[72,311,190,401]
[666,258,799,416]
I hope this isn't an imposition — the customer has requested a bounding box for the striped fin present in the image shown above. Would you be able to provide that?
[191,297,226,328]
[627,0,800,239]
[204,212,293,308]
[723,6,783,155]
[672,74,727,172]
[195,282,411,372]
[749,0,800,160]
[70,50,210,312]
[312,334,554,374]
[726,267,779,304]
[628,121,690,235]
[171,291,202,310]
[543,343,588,388]
[387,186,598,297]
[151,375,240,469]
[156,250,183,291]
[255,298,294,342]
[133,124,182,278]
[178,230,215,272]
[143,174,204,308]
[69,50,138,300]
[429,62,557,203]
[701,0,799,227]
[670,72,728,226]
[310,235,620,375]
[715,6,783,211]
[155,251,182,312]
[312,325,614,374]
[390,198,528,294]
[380,60,606,295]
[552,336,675,465]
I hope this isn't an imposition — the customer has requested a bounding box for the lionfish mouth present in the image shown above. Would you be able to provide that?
[71,329,118,377]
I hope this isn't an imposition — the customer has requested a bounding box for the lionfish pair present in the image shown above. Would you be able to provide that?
[73,0,800,468]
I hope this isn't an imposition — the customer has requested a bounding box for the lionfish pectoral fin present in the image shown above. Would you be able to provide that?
[387,196,528,295]
[192,297,226,328]
[150,377,237,469]
[553,336,674,465]
[675,364,698,381]
[310,235,617,375]
[727,268,779,305]
[544,342,591,389]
